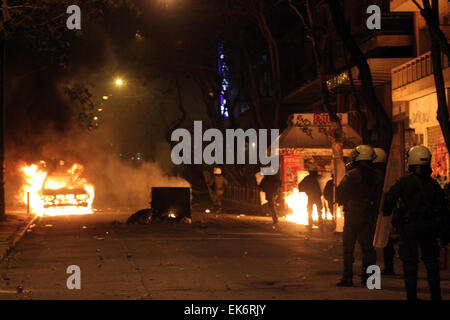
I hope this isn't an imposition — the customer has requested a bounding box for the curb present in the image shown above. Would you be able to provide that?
[0,215,39,262]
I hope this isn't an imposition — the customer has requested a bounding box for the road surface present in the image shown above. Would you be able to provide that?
[0,211,449,300]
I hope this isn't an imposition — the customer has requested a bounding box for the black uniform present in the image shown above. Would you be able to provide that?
[383,166,447,300]
[260,175,281,224]
[298,171,323,230]
[336,161,379,285]
[324,178,334,211]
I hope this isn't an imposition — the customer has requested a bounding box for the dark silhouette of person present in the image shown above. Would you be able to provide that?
[298,164,323,231]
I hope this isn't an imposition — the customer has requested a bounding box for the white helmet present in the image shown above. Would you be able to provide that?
[351,145,375,161]
[373,148,387,164]
[213,168,222,175]
[407,145,431,166]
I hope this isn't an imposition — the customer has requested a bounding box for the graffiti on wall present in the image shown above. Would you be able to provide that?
[431,142,448,184]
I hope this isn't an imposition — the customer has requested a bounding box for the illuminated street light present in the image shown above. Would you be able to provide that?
[115,78,124,86]
[102,95,109,100]
[98,108,103,112]
[93,116,99,121]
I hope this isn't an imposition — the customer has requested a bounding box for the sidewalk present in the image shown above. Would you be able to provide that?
[0,213,38,261]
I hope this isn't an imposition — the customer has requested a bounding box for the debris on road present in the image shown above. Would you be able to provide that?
[126,209,152,224]
[180,217,192,224]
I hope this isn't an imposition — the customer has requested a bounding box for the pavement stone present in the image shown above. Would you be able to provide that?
[0,213,38,261]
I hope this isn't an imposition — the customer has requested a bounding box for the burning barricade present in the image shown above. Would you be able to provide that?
[18,160,95,216]
[284,188,335,228]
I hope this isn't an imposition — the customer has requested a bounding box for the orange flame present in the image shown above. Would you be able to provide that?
[284,188,333,225]
[18,162,95,216]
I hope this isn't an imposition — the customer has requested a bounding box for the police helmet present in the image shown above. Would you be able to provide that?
[407,145,431,166]
[350,145,375,161]
[373,148,387,164]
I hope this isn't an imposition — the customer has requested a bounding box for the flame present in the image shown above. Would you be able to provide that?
[18,162,95,216]
[284,188,333,225]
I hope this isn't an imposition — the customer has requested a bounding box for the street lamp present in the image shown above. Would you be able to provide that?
[115,78,124,86]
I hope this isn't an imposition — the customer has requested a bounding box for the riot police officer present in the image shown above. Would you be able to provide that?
[383,145,448,300]
[336,145,379,287]
[211,168,228,212]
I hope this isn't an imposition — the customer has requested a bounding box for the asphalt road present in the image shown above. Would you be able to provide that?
[0,211,449,300]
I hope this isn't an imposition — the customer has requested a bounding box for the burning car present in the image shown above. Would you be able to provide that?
[19,160,95,216]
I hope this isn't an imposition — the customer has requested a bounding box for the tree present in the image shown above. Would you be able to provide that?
[412,0,450,152]
[325,0,393,151]
[0,0,134,221]
[288,0,346,184]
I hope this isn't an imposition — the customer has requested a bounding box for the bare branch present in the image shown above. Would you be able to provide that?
[411,0,424,11]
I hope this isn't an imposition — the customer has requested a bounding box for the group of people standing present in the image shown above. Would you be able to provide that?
[214,143,449,300]
[336,144,449,301]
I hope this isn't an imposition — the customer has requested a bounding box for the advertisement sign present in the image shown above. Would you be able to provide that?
[282,155,302,193]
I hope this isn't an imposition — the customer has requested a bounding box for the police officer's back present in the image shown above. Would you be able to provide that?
[336,145,379,287]
[383,145,448,300]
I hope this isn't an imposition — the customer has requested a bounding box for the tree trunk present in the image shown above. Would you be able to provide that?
[243,46,266,129]
[430,44,450,152]
[427,0,450,152]
[0,32,5,221]
[326,0,392,151]
[288,0,345,184]
[255,1,281,129]
[414,0,450,59]
[342,44,369,144]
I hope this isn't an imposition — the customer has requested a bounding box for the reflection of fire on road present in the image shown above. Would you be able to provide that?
[18,161,95,216]
[284,188,333,226]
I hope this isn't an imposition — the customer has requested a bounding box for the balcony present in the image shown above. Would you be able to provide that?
[353,13,414,57]
[392,50,450,101]
[392,51,450,89]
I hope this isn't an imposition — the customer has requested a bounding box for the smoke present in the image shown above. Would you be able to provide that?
[4,5,195,212]
[7,124,190,211]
